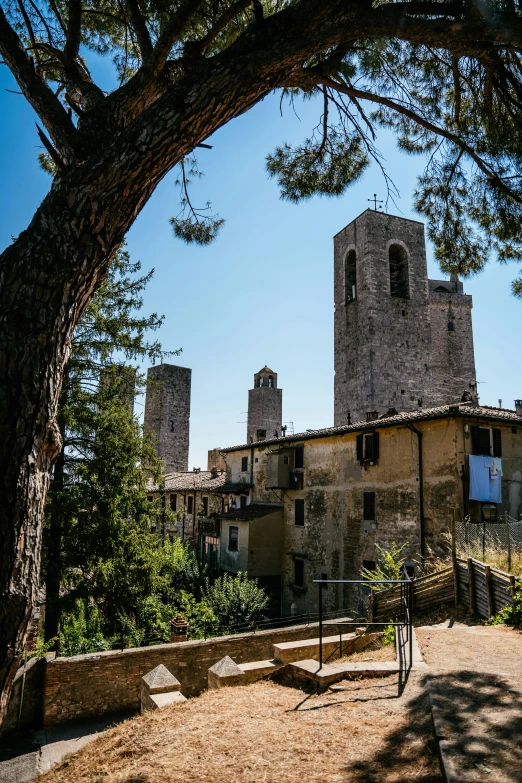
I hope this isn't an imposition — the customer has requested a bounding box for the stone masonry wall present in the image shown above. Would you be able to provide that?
[3,656,45,733]
[429,292,477,405]
[247,386,283,442]
[334,210,434,426]
[42,620,330,726]
[144,364,191,473]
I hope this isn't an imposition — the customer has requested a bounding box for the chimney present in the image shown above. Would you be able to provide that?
[515,400,522,417]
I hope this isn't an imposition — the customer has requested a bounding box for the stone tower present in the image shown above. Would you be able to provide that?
[427,277,477,405]
[247,367,282,442]
[144,364,191,473]
[333,209,477,425]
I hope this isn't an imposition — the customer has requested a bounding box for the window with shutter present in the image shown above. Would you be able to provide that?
[492,429,502,457]
[241,456,248,472]
[356,434,363,462]
[202,497,208,515]
[169,494,177,512]
[471,426,492,456]
[294,498,305,527]
[187,496,194,514]
[363,492,376,520]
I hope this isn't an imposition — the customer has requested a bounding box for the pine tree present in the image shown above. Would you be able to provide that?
[43,248,176,649]
[3,0,522,719]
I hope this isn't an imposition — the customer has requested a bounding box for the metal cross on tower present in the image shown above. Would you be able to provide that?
[368,193,383,211]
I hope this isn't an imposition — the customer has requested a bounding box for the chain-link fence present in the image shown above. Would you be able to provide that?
[455,515,522,572]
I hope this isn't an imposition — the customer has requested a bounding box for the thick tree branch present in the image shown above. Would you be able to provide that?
[0,5,81,163]
[64,0,82,63]
[150,0,203,74]
[123,0,153,61]
[199,0,252,53]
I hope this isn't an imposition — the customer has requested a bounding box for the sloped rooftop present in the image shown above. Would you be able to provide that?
[220,403,522,453]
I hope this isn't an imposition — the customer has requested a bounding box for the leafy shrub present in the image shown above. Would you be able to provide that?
[361,542,409,588]
[204,572,269,631]
[490,584,522,627]
[382,624,396,647]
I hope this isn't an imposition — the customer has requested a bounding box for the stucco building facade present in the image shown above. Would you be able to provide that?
[218,403,522,615]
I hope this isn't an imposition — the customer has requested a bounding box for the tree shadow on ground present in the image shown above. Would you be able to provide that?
[345,670,522,783]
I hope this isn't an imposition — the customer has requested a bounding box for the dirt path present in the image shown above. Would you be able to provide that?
[416,624,522,782]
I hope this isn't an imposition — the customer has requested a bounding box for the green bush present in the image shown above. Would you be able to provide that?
[490,585,522,627]
[204,572,269,631]
[361,542,409,588]
[382,624,396,647]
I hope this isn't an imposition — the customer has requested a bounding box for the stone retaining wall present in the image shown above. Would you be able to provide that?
[42,620,336,726]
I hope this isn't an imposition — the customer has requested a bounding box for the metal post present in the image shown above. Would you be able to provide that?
[339,624,342,659]
[409,578,413,667]
[319,582,323,670]
[505,511,512,573]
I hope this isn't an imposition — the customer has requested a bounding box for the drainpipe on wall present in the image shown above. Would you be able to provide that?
[407,424,425,559]
[250,446,254,500]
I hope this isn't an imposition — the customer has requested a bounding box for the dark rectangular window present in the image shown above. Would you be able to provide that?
[321,572,328,590]
[169,494,177,512]
[202,496,208,516]
[228,525,239,552]
[363,492,376,521]
[294,559,304,587]
[295,445,304,469]
[256,429,266,440]
[241,456,248,472]
[471,426,492,456]
[147,495,153,503]
[362,559,376,572]
[357,432,380,464]
[240,495,247,508]
[187,496,193,514]
[294,498,305,527]
[492,429,502,458]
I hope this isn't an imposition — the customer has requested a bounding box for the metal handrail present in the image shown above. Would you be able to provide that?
[313,571,414,670]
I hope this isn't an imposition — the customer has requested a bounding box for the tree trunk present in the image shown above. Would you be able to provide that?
[0,55,281,725]
[44,409,66,651]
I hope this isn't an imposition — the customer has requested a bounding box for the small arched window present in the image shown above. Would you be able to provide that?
[345,249,357,303]
[389,244,409,299]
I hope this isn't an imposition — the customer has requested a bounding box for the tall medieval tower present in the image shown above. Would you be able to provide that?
[333,209,477,425]
[144,364,191,473]
[247,366,283,442]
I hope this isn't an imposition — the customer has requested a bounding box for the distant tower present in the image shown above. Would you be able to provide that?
[144,364,191,473]
[247,367,282,442]
[334,210,477,425]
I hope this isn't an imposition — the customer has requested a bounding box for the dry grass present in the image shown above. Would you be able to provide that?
[458,543,522,576]
[337,642,397,665]
[38,676,441,783]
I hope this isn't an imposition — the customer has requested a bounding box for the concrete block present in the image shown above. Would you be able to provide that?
[208,656,246,689]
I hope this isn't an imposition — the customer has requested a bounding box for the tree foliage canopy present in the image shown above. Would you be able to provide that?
[2,0,522,289]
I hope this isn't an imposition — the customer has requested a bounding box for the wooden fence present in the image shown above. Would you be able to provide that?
[455,557,518,618]
[370,560,520,622]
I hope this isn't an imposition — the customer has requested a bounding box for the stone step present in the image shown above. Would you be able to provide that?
[288,658,401,686]
[143,690,187,711]
[273,631,378,664]
[237,659,284,684]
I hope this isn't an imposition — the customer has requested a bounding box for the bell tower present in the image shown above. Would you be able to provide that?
[333,209,477,425]
[334,209,434,425]
[247,367,283,442]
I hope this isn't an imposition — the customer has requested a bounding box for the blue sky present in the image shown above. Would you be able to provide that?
[1,58,521,469]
